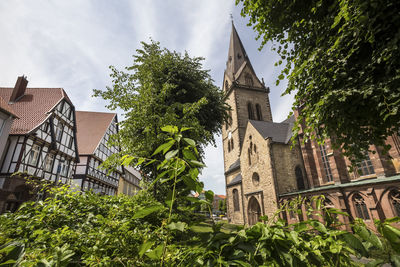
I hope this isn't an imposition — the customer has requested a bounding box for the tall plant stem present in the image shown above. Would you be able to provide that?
[160,148,179,266]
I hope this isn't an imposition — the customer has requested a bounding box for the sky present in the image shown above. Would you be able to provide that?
[0,0,293,195]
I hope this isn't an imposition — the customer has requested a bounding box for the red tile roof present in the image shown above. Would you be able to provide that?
[75,111,116,155]
[0,88,71,134]
[0,96,17,118]
[215,194,226,199]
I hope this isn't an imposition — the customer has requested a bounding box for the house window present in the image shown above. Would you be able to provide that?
[356,153,375,176]
[295,166,305,190]
[44,154,54,172]
[389,189,400,217]
[320,144,333,182]
[68,136,73,148]
[43,122,49,132]
[55,122,63,142]
[255,104,262,121]
[61,161,69,176]
[28,144,40,166]
[353,194,370,220]
[233,189,240,211]
[247,103,255,120]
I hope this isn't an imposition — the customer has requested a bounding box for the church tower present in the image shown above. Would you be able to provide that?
[222,22,273,172]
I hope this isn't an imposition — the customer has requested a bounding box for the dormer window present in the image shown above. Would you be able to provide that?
[237,53,242,59]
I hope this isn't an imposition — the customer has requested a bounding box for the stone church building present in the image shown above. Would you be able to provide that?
[223,23,400,229]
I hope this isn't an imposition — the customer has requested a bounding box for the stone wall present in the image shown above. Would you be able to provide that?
[240,123,279,222]
[272,142,306,194]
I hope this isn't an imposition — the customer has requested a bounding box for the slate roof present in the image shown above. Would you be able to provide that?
[227,173,242,187]
[0,87,72,134]
[75,111,116,155]
[225,158,240,174]
[249,115,295,144]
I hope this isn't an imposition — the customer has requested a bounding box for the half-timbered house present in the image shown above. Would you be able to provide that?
[0,76,79,212]
[118,166,142,196]
[74,111,122,195]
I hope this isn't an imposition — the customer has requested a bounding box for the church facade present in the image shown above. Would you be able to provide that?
[222,24,400,229]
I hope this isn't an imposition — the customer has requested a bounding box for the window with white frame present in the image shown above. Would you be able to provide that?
[55,122,63,142]
[44,154,54,172]
[28,144,40,166]
[61,160,69,176]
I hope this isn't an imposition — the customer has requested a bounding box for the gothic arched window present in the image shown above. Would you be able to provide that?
[356,153,375,176]
[233,189,240,211]
[248,148,251,165]
[295,166,305,190]
[252,172,260,186]
[255,104,262,120]
[225,80,229,90]
[231,139,234,150]
[389,189,400,217]
[320,144,333,182]
[247,103,255,120]
[228,141,231,152]
[353,194,370,220]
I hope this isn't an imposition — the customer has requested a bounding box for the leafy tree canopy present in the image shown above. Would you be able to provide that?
[94,40,228,178]
[237,0,400,160]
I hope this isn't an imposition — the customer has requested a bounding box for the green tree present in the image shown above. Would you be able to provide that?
[237,0,400,161]
[94,40,228,187]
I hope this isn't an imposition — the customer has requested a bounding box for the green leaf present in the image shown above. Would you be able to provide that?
[205,190,214,202]
[182,149,196,160]
[183,137,196,147]
[167,221,187,232]
[385,217,400,224]
[152,140,175,156]
[390,254,400,267]
[165,149,178,160]
[233,260,252,267]
[365,259,384,267]
[353,224,382,250]
[133,204,164,219]
[145,243,164,260]
[161,125,178,134]
[190,160,205,167]
[139,241,155,258]
[341,232,368,257]
[182,175,197,190]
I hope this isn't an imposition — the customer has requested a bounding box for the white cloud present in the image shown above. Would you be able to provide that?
[0,0,293,196]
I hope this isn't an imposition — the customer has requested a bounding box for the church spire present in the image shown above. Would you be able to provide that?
[226,22,255,81]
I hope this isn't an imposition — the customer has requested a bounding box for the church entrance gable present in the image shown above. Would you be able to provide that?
[248,196,261,225]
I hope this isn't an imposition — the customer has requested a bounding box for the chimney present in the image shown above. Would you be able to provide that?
[10,76,28,103]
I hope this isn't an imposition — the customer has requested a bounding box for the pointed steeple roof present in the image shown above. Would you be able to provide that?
[226,22,255,80]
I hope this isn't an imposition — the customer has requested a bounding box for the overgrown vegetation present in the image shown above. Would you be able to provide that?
[93,40,229,191]
[1,127,400,266]
[236,0,400,162]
